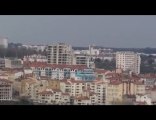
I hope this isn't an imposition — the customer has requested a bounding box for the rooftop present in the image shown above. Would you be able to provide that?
[24,61,87,70]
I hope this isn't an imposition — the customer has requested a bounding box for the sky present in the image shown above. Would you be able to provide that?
[0,15,156,48]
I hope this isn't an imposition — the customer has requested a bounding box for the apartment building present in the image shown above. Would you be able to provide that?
[60,79,106,105]
[72,54,95,68]
[0,58,23,69]
[135,94,152,105]
[122,81,146,95]
[37,88,70,104]
[116,51,141,74]
[91,80,107,105]
[27,62,95,81]
[47,43,73,65]
[47,80,60,89]
[0,58,5,68]
[74,96,91,105]
[20,77,49,100]
[95,69,112,81]
[0,79,13,101]
[106,80,123,104]
[4,58,23,69]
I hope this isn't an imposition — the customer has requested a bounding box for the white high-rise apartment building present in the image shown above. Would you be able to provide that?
[47,43,73,65]
[116,51,141,74]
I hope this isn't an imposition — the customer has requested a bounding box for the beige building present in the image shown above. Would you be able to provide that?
[106,81,123,104]
[47,79,60,89]
[72,54,95,68]
[116,51,141,74]
[37,88,70,104]
[20,77,49,101]
[74,96,91,105]
[47,43,73,65]
[95,69,112,81]
[122,81,145,95]
[0,79,13,101]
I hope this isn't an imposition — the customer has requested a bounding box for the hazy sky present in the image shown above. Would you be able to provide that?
[0,15,156,48]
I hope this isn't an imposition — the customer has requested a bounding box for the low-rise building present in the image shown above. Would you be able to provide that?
[37,88,66,104]
[136,94,152,105]
[74,96,91,105]
[4,58,23,69]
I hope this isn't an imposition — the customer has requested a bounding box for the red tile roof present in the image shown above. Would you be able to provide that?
[95,69,108,74]
[38,91,53,95]
[75,96,90,100]
[70,80,84,84]
[134,81,144,85]
[62,93,70,96]
[0,79,13,84]
[89,92,97,96]
[52,89,62,92]
[110,80,122,85]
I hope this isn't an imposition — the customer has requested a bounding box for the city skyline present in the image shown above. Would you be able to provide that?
[0,15,156,48]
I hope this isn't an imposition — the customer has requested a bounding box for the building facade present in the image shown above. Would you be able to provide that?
[47,43,73,65]
[0,79,13,101]
[116,51,141,74]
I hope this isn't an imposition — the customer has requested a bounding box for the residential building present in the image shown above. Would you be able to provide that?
[47,43,73,64]
[20,77,49,101]
[48,80,60,89]
[37,88,70,104]
[135,94,152,105]
[60,79,106,105]
[4,58,23,69]
[74,96,91,105]
[106,80,123,105]
[0,58,5,68]
[122,81,145,95]
[0,79,13,101]
[95,69,112,81]
[149,87,156,103]
[116,51,141,74]
[26,62,95,81]
[72,54,94,68]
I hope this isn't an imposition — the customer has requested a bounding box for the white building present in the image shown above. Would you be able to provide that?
[4,58,23,69]
[23,54,47,62]
[0,79,13,101]
[47,43,73,65]
[0,37,8,48]
[136,94,152,105]
[116,51,141,74]
[88,45,100,56]
[22,45,46,52]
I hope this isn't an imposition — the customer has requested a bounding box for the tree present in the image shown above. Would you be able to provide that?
[94,58,116,70]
